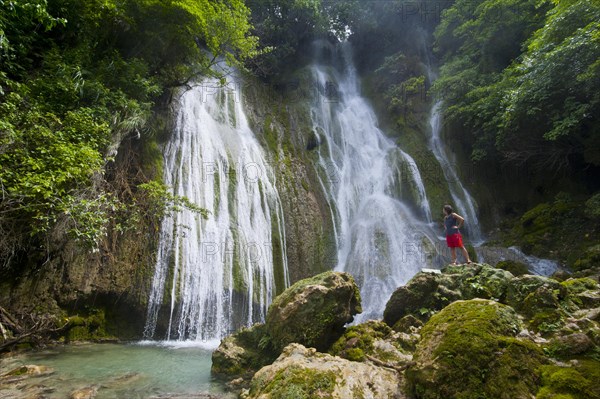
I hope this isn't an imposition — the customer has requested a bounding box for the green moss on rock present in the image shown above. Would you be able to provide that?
[64,309,113,342]
[211,323,277,377]
[407,299,544,399]
[329,320,393,361]
[537,360,600,399]
[266,271,361,352]
[249,366,337,398]
[496,260,529,276]
[561,278,599,294]
[383,271,461,326]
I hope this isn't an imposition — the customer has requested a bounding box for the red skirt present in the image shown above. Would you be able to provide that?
[446,233,463,248]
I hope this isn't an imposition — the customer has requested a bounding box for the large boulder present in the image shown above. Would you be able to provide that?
[240,343,406,399]
[383,264,514,328]
[211,324,277,378]
[406,299,546,399]
[505,274,566,309]
[265,271,361,352]
[383,271,461,327]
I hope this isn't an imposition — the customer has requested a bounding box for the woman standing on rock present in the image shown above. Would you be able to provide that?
[443,205,472,265]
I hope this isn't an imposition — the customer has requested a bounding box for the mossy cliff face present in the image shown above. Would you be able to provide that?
[242,71,337,284]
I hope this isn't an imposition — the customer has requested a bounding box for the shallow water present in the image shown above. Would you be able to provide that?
[0,342,233,399]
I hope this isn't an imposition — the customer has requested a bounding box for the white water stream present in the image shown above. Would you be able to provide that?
[429,101,484,243]
[144,78,288,341]
[311,44,438,322]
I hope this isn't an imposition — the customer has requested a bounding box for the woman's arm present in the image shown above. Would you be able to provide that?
[452,213,465,228]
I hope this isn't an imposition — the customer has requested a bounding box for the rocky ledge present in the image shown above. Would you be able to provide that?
[213,265,600,398]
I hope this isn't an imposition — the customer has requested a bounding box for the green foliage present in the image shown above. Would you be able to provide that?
[503,192,599,271]
[434,0,600,173]
[246,0,371,79]
[374,53,426,123]
[138,180,208,219]
[0,0,257,268]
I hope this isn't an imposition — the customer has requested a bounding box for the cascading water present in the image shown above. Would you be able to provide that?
[311,43,437,322]
[429,101,484,244]
[144,77,288,343]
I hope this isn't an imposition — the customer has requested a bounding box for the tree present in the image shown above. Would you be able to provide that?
[0,0,258,267]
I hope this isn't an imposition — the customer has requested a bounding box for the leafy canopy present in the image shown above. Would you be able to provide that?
[0,0,257,259]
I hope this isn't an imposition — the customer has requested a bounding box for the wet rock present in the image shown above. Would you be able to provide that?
[241,343,406,399]
[211,323,276,377]
[265,271,361,352]
[496,260,529,276]
[69,385,98,399]
[3,364,53,377]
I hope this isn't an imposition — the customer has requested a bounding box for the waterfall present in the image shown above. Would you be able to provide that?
[311,43,437,322]
[144,77,288,342]
[429,101,484,244]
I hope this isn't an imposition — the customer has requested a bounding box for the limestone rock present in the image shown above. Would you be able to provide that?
[383,264,513,327]
[241,343,406,399]
[3,364,53,377]
[506,275,566,310]
[265,271,361,352]
[329,320,413,364]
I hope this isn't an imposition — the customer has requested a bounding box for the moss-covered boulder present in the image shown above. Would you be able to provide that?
[406,299,546,399]
[383,271,461,326]
[383,264,513,327]
[265,271,361,352]
[211,323,277,378]
[447,264,514,301]
[328,320,414,365]
[240,343,407,399]
[537,360,600,399]
[505,274,566,310]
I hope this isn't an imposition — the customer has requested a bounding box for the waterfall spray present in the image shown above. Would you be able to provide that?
[311,43,437,322]
[144,77,288,342]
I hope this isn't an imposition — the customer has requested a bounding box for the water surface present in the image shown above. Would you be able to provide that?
[0,342,233,399]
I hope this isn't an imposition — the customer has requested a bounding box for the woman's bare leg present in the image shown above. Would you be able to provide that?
[450,247,457,264]
[461,246,472,263]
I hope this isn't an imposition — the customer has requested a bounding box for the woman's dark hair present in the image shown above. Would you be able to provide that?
[443,205,454,215]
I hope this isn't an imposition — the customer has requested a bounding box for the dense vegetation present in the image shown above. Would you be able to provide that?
[0,0,257,268]
[433,0,600,175]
